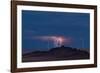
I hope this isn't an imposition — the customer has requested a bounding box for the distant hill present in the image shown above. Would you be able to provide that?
[22,46,90,62]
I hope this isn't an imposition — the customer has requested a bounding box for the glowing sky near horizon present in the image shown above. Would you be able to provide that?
[22,10,90,53]
[32,36,72,47]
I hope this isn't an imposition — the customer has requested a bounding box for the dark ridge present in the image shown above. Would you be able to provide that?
[22,46,90,62]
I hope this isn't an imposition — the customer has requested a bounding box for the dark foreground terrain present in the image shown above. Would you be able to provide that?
[22,46,90,62]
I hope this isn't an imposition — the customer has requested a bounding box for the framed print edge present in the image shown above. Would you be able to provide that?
[11,1,97,73]
[11,1,17,73]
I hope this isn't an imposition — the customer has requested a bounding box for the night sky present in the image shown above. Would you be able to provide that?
[22,10,90,53]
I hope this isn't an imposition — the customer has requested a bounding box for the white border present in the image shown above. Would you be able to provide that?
[17,5,94,68]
